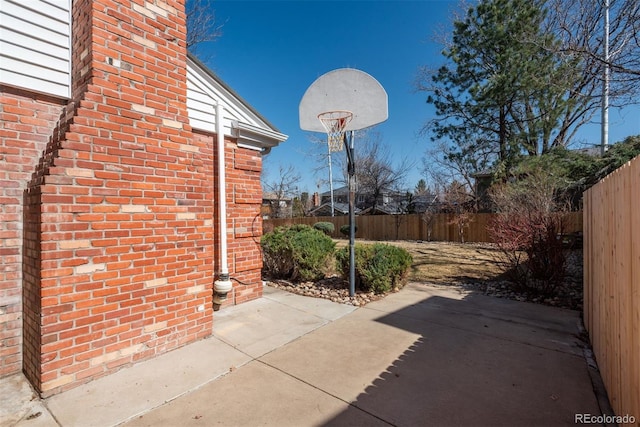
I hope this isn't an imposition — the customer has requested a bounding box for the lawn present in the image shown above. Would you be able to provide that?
[328,239,583,310]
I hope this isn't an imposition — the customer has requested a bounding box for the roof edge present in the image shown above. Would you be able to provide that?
[187,52,283,134]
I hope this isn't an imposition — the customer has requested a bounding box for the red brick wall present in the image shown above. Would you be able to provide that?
[0,87,66,378]
[228,145,264,304]
[194,133,264,308]
[21,0,219,396]
[1,0,267,395]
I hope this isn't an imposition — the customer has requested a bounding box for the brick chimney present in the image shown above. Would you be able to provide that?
[22,0,214,396]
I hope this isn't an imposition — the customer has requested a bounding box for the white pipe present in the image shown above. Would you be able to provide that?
[216,102,229,276]
[214,103,232,309]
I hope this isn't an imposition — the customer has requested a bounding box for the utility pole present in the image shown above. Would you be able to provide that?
[601,0,610,155]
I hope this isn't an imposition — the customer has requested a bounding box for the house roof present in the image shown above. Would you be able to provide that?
[186,53,288,151]
[360,203,405,215]
[262,192,292,202]
[320,186,349,197]
[471,169,494,178]
[187,53,282,133]
[309,202,360,216]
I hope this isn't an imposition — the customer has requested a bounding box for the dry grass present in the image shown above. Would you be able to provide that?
[335,239,506,284]
[305,238,583,309]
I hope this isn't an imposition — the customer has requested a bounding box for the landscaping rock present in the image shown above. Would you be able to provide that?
[265,246,584,311]
[266,276,388,307]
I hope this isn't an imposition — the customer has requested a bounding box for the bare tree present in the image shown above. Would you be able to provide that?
[421,202,438,242]
[339,131,414,212]
[186,0,224,53]
[441,181,475,243]
[546,0,640,105]
[418,186,440,241]
[262,165,301,219]
[422,139,492,200]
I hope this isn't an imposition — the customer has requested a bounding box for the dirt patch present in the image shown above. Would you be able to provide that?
[332,239,507,283]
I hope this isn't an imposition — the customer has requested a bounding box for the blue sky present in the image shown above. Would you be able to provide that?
[197,0,640,195]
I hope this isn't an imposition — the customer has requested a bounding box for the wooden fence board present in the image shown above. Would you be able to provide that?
[265,212,581,244]
[584,155,640,425]
[632,160,640,424]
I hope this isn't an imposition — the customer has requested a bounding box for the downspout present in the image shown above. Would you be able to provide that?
[213,102,232,310]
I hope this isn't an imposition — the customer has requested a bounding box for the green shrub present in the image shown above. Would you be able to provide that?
[261,226,294,279]
[261,224,335,281]
[313,222,335,235]
[336,243,412,294]
[339,224,357,236]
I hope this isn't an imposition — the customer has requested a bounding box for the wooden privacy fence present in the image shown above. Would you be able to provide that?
[584,155,640,424]
[264,212,583,243]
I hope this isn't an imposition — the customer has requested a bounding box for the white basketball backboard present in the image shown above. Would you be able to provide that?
[299,68,388,133]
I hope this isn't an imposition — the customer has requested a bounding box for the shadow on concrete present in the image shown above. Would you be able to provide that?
[323,291,602,427]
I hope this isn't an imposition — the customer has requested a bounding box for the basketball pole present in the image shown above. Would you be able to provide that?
[345,130,356,297]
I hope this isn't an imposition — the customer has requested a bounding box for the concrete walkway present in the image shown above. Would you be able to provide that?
[2,283,608,426]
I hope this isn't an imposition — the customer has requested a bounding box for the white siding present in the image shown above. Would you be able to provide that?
[186,58,287,149]
[187,61,266,135]
[0,0,71,98]
[186,64,220,134]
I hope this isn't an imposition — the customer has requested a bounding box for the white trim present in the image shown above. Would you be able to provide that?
[232,121,287,150]
[237,143,264,152]
[66,0,71,98]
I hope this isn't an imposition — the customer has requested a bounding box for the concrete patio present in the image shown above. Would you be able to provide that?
[2,283,610,426]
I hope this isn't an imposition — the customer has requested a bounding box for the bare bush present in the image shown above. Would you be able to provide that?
[442,181,475,243]
[488,171,570,296]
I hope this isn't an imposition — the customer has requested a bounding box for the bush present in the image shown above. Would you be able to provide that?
[313,222,334,235]
[261,224,335,282]
[488,170,568,296]
[489,211,566,295]
[339,224,357,236]
[336,243,412,294]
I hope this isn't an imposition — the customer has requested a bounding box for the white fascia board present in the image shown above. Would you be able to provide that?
[233,121,288,151]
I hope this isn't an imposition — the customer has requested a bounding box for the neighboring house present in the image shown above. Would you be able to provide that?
[320,185,350,205]
[412,193,441,214]
[261,192,293,219]
[320,186,436,215]
[471,169,494,212]
[0,0,286,396]
[319,185,393,211]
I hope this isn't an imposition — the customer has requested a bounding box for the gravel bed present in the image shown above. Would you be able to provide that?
[266,276,391,307]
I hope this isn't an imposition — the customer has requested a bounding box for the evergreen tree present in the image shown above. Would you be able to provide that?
[420,0,585,176]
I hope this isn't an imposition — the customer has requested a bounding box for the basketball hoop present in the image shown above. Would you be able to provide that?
[300,69,388,299]
[318,110,353,152]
